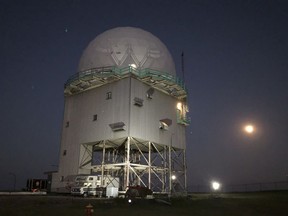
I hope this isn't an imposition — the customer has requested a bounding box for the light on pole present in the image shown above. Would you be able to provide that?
[211,181,221,191]
[9,172,16,191]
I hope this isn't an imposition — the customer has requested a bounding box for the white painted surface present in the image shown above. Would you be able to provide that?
[78,27,176,76]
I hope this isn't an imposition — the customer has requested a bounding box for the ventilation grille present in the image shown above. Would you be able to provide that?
[109,122,126,131]
[134,97,143,107]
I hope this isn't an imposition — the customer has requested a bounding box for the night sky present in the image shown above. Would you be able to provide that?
[1,0,288,190]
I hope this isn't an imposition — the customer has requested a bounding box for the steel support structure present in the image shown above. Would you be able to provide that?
[78,137,186,195]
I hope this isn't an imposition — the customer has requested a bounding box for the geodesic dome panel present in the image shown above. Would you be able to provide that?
[78,27,176,76]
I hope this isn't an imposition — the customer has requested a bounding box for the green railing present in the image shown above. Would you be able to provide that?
[176,111,191,125]
[65,66,187,92]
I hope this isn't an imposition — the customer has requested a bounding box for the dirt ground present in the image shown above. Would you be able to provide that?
[0,191,287,216]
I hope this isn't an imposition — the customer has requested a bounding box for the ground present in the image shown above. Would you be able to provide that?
[0,191,287,216]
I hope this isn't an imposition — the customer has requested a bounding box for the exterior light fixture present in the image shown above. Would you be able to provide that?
[177,102,182,110]
[211,181,221,191]
[129,64,137,68]
[171,175,176,180]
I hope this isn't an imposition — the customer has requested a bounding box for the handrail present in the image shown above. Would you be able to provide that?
[65,66,187,92]
[176,112,191,125]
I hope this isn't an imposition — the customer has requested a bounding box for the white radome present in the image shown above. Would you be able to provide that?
[78,27,176,76]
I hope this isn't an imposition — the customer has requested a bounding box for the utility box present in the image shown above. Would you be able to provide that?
[106,187,119,198]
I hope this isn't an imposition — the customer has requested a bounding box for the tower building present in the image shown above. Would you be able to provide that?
[51,27,190,195]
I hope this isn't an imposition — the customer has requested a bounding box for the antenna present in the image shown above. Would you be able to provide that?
[181,52,185,81]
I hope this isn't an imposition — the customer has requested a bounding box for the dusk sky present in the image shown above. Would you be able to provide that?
[1,0,287,190]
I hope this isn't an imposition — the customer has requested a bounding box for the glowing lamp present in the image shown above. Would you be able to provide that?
[129,64,137,68]
[171,175,176,180]
[211,181,221,191]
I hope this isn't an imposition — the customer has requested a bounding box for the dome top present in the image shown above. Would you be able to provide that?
[78,27,176,76]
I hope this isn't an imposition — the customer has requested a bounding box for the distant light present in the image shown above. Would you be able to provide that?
[244,125,254,134]
[128,199,132,203]
[171,175,176,180]
[177,102,182,110]
[211,181,221,191]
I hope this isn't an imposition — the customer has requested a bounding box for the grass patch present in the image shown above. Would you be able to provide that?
[0,191,287,216]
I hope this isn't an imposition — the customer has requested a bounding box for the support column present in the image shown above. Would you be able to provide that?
[101,140,106,187]
[125,137,131,188]
[169,145,172,195]
[148,141,151,189]
[184,149,187,192]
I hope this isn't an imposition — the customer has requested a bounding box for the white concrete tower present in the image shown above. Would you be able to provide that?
[51,27,190,195]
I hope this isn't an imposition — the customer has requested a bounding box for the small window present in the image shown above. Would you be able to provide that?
[106,92,112,100]
[60,176,64,182]
[63,150,67,156]
[93,114,98,121]
[89,177,93,180]
[65,121,69,128]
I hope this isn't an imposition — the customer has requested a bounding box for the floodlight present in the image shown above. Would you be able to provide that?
[177,102,182,110]
[171,175,176,180]
[129,64,137,68]
[211,181,221,191]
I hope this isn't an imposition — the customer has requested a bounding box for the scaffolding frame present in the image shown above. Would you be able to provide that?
[78,137,186,195]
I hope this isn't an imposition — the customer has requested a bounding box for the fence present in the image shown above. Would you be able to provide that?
[188,181,288,193]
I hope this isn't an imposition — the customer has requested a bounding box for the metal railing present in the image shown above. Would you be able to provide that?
[65,66,187,92]
[176,112,191,125]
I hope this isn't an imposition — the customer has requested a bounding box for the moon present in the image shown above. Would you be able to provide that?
[244,125,254,133]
